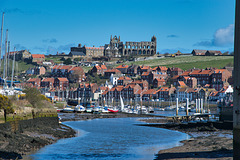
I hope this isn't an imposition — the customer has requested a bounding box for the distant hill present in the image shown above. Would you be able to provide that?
[117,55,233,70]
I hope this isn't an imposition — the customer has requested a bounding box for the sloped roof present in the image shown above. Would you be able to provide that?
[141,66,152,70]
[27,78,41,82]
[143,89,156,95]
[32,54,45,59]
[101,65,107,70]
[172,67,183,72]
[105,69,121,73]
[116,64,129,69]
[142,72,150,76]
[70,66,84,72]
[42,78,54,82]
[57,78,69,82]
[154,78,165,82]
[178,81,186,86]
[192,49,207,54]
[60,65,73,70]
[181,71,190,76]
[118,76,132,81]
[157,87,170,92]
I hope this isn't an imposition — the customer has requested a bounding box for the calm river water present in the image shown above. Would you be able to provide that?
[30,118,189,160]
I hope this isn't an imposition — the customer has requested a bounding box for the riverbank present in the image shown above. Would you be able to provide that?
[139,118,233,160]
[58,112,162,122]
[0,117,76,160]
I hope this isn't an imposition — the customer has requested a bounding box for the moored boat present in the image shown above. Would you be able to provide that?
[108,107,119,113]
[74,105,86,112]
[62,106,74,113]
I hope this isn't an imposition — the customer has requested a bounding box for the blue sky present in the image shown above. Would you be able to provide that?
[0,0,235,55]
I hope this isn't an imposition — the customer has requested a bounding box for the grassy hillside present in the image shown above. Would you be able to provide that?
[0,59,35,75]
[119,55,233,70]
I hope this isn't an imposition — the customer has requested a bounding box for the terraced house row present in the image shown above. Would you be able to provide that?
[23,62,233,103]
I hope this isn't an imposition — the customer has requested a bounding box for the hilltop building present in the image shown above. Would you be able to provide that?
[69,44,104,58]
[104,35,157,57]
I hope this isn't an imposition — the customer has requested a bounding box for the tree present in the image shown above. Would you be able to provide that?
[223,51,229,55]
[68,69,84,83]
[0,95,14,122]
[23,87,43,118]
[63,58,72,65]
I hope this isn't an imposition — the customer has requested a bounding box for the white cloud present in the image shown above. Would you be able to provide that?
[213,24,234,46]
[194,24,234,47]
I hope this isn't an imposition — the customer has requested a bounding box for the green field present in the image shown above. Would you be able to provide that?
[0,59,35,75]
[118,55,233,70]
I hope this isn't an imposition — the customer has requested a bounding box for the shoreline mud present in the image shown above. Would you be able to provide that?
[0,117,76,160]
[139,118,233,160]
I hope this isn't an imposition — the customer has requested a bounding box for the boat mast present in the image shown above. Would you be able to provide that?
[7,41,10,79]
[11,47,15,89]
[3,29,8,89]
[0,12,4,71]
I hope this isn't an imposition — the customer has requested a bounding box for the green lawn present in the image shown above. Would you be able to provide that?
[118,55,233,70]
[0,59,35,75]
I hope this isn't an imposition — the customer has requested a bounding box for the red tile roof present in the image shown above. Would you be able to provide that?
[105,69,121,73]
[143,89,156,95]
[58,78,69,82]
[157,87,170,92]
[116,64,128,69]
[178,81,186,86]
[118,76,131,81]
[60,65,73,70]
[101,65,107,70]
[28,78,41,82]
[141,72,150,76]
[32,54,45,59]
[42,78,54,82]
[70,66,84,72]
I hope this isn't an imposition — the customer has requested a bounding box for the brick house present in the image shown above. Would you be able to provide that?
[68,66,86,82]
[122,84,142,100]
[31,54,45,63]
[7,50,32,61]
[51,65,74,77]
[153,78,166,88]
[41,78,54,88]
[116,64,129,74]
[142,89,156,101]
[167,67,184,77]
[186,77,197,88]
[156,86,176,101]
[117,76,132,86]
[211,69,232,91]
[27,78,41,87]
[26,66,46,76]
[152,66,168,73]
[127,65,138,76]
[90,64,107,75]
[141,71,153,84]
[137,65,152,75]
[189,69,213,86]
[104,69,121,78]
[130,80,149,90]
[176,87,199,102]
[54,78,69,90]
[77,83,99,101]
